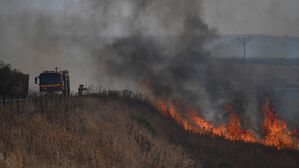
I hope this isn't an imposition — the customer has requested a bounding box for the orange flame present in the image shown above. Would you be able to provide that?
[261,97,294,149]
[225,114,256,142]
[157,101,193,132]
[188,112,225,136]
[156,97,299,150]
[293,128,299,141]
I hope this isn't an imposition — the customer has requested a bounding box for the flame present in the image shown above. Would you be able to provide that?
[188,112,225,136]
[292,128,299,141]
[156,97,299,150]
[261,97,294,149]
[188,112,256,142]
[225,114,256,142]
[157,101,193,132]
[292,128,299,149]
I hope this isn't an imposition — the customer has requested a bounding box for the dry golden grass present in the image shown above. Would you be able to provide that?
[0,93,199,168]
[0,91,298,168]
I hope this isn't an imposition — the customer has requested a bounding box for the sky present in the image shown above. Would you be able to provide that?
[202,0,299,37]
[0,0,298,36]
[0,0,298,92]
[0,0,298,122]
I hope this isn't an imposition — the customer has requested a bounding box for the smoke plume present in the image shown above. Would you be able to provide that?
[0,0,298,130]
[0,0,218,110]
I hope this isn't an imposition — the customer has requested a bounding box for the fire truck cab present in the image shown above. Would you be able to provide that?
[35,68,70,95]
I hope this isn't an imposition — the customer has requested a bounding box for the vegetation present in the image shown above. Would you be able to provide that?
[0,90,298,168]
[0,92,198,168]
[0,61,27,97]
[130,113,155,135]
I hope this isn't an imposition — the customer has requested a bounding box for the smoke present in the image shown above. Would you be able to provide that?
[0,0,216,97]
[0,0,225,122]
[0,1,97,90]
[202,0,299,36]
[0,0,297,130]
[89,0,220,117]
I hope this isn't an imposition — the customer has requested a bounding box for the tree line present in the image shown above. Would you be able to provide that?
[0,61,27,97]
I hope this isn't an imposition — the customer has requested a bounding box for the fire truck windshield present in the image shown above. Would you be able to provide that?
[39,73,60,84]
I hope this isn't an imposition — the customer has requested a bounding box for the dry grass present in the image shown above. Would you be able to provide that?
[0,90,298,168]
[0,92,198,168]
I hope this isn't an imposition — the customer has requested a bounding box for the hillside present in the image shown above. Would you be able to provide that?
[0,91,298,168]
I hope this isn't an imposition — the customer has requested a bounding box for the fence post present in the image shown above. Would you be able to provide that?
[17,97,19,114]
[23,95,26,114]
[50,94,53,105]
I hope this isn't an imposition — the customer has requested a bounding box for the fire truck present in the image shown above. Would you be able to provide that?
[35,68,70,95]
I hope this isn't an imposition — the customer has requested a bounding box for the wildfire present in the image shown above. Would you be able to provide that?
[261,97,293,149]
[293,128,299,141]
[156,97,299,150]
[157,101,194,132]
[188,112,225,136]
[225,114,256,142]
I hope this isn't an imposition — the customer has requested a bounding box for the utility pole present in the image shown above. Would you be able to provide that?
[238,37,251,74]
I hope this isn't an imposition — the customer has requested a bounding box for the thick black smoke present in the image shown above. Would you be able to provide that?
[0,0,297,130]
[90,0,221,118]
[0,0,269,123]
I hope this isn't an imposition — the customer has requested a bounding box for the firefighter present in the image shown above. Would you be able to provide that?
[78,84,84,96]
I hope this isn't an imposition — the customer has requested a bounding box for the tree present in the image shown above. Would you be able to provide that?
[0,61,26,97]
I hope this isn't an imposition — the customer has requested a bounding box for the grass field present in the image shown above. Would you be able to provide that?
[0,91,298,168]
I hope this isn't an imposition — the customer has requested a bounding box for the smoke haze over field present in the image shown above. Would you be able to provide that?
[1,0,298,90]
[0,0,224,122]
[0,0,213,90]
[0,0,298,130]
[1,0,298,36]
[0,0,216,92]
[202,0,299,36]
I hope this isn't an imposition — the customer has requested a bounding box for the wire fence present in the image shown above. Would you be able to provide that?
[1,86,299,107]
[0,95,74,124]
[0,90,148,115]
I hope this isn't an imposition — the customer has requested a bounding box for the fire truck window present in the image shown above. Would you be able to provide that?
[39,73,60,84]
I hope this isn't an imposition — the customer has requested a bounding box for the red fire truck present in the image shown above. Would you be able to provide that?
[35,68,70,95]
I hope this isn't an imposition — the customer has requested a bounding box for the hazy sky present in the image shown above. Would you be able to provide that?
[0,0,298,121]
[202,0,299,36]
[1,0,299,36]
[1,0,299,91]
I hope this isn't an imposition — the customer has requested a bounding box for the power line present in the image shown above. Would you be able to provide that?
[238,37,252,73]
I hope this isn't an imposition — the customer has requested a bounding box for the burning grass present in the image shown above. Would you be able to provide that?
[157,96,299,151]
[0,91,298,168]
